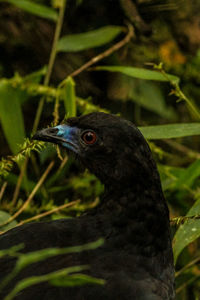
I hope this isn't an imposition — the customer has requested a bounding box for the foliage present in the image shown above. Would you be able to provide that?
[0,0,200,298]
[139,123,200,140]
[1,0,58,21]
[173,197,200,263]
[0,139,45,178]
[0,211,17,232]
[94,65,180,83]
[57,26,124,52]
[0,239,104,300]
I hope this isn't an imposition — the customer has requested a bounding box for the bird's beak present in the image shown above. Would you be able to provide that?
[33,127,64,143]
[33,125,80,153]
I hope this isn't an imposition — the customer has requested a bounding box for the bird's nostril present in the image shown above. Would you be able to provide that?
[47,128,59,135]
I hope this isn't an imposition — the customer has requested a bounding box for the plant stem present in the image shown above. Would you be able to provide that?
[0,161,54,227]
[11,1,67,209]
[172,82,200,120]
[175,255,200,278]
[32,0,67,134]
[11,158,28,206]
[0,182,7,203]
[159,67,200,120]
[60,23,134,86]
[17,200,80,226]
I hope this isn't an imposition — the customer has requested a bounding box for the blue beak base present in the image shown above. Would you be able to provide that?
[33,125,79,154]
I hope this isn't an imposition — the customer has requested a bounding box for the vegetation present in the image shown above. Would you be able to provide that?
[0,0,200,298]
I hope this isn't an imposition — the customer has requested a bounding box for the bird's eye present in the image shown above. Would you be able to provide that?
[81,131,97,145]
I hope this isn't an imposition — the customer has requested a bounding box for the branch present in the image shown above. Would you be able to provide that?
[0,161,54,228]
[62,23,134,81]
[33,0,67,134]
[171,214,200,225]
[17,200,80,227]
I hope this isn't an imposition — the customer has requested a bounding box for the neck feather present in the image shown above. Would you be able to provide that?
[99,168,172,258]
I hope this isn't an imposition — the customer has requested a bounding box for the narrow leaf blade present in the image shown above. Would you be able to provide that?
[0,82,25,154]
[173,198,200,263]
[5,0,58,21]
[130,81,176,120]
[50,273,105,287]
[173,159,200,189]
[94,66,179,83]
[0,211,17,232]
[139,123,200,139]
[63,77,76,117]
[57,26,123,52]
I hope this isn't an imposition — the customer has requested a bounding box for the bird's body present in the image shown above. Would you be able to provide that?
[0,113,175,299]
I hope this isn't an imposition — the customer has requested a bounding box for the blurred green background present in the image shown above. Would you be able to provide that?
[0,0,200,298]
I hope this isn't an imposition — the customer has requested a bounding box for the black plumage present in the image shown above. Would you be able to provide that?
[0,112,175,299]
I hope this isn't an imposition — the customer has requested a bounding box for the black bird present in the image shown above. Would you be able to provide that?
[0,112,175,299]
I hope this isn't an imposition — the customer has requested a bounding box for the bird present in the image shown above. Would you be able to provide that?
[0,112,175,300]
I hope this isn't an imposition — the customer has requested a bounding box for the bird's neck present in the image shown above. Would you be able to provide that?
[100,174,172,258]
[98,178,174,289]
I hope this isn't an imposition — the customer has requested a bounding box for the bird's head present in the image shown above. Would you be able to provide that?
[33,112,156,189]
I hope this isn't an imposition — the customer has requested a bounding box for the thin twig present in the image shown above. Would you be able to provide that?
[17,199,80,226]
[32,0,67,134]
[13,1,67,207]
[44,1,67,87]
[176,275,200,294]
[57,155,68,173]
[11,158,28,206]
[53,95,60,125]
[56,145,64,161]
[157,65,200,120]
[0,161,54,227]
[163,139,200,160]
[53,24,133,121]
[175,255,200,278]
[119,0,150,33]
[62,23,134,81]
[172,84,200,120]
[0,182,7,202]
[170,214,200,225]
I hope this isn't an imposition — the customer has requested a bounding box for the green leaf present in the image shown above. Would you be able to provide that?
[129,81,176,120]
[50,273,105,287]
[0,239,104,298]
[3,266,88,300]
[19,67,47,105]
[0,82,26,154]
[15,239,104,271]
[94,66,179,83]
[4,0,58,21]
[4,267,104,300]
[158,164,185,192]
[173,198,200,263]
[57,26,123,52]
[139,123,200,140]
[63,77,76,117]
[0,211,17,232]
[23,66,47,83]
[0,244,24,258]
[7,173,36,193]
[173,159,200,189]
